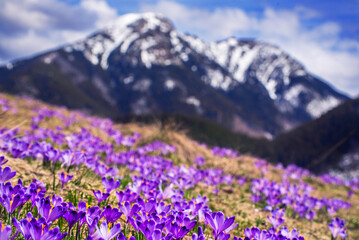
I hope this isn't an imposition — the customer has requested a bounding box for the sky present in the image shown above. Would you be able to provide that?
[0,0,358,97]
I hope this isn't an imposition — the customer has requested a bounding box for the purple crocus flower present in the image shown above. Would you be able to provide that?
[195,156,205,166]
[37,197,67,223]
[254,159,268,176]
[52,194,65,207]
[63,209,85,231]
[32,225,67,240]
[0,156,8,166]
[327,205,337,216]
[61,150,85,167]
[92,221,121,240]
[32,178,46,191]
[192,226,205,240]
[58,172,73,192]
[155,201,172,216]
[0,221,12,240]
[138,198,156,216]
[24,215,67,240]
[102,205,122,223]
[27,183,46,210]
[158,183,175,200]
[127,217,139,232]
[13,216,31,240]
[119,201,140,220]
[116,233,136,240]
[279,227,301,239]
[167,219,196,240]
[85,206,102,227]
[138,219,163,240]
[237,177,247,186]
[102,177,121,193]
[329,218,347,239]
[305,210,315,221]
[250,194,262,204]
[60,150,74,166]
[198,205,211,223]
[0,191,30,215]
[76,201,88,227]
[86,217,100,236]
[93,190,110,204]
[267,208,285,229]
[0,166,16,183]
[205,212,238,239]
[116,190,138,203]
[244,227,271,240]
[44,148,60,162]
[216,232,230,240]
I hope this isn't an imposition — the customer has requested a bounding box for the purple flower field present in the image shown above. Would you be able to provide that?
[0,93,358,240]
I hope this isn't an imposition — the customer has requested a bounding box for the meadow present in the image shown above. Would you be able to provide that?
[0,93,357,240]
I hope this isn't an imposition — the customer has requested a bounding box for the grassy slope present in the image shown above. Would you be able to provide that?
[0,93,358,239]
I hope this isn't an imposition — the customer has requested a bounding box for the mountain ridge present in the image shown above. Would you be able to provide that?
[0,12,349,138]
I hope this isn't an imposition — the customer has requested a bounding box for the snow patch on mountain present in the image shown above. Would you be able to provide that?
[5,63,13,70]
[210,39,260,83]
[186,96,200,107]
[306,96,341,118]
[123,76,134,84]
[170,31,184,52]
[293,69,307,77]
[43,53,57,64]
[132,97,151,115]
[204,69,232,90]
[93,77,116,106]
[133,79,151,92]
[141,50,156,68]
[181,34,210,57]
[165,79,176,90]
[120,33,140,53]
[284,84,308,107]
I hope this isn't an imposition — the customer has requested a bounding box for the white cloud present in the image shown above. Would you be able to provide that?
[140,1,359,97]
[80,0,118,28]
[141,1,255,40]
[0,0,118,63]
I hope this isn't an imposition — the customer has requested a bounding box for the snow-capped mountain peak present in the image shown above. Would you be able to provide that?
[64,12,347,125]
[68,13,174,69]
[1,12,349,138]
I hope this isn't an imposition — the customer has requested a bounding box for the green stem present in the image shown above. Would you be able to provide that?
[7,212,11,225]
[53,173,56,192]
[76,222,81,240]
[124,222,128,237]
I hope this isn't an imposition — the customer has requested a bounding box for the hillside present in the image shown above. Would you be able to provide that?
[267,98,359,174]
[128,97,359,175]
[0,13,348,138]
[0,93,358,239]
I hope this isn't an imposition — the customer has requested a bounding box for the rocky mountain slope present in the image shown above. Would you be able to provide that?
[0,13,348,138]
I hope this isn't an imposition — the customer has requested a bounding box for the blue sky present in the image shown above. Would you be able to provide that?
[0,0,358,96]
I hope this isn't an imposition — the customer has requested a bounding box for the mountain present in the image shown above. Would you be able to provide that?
[266,98,359,174]
[162,98,359,175]
[0,13,349,138]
